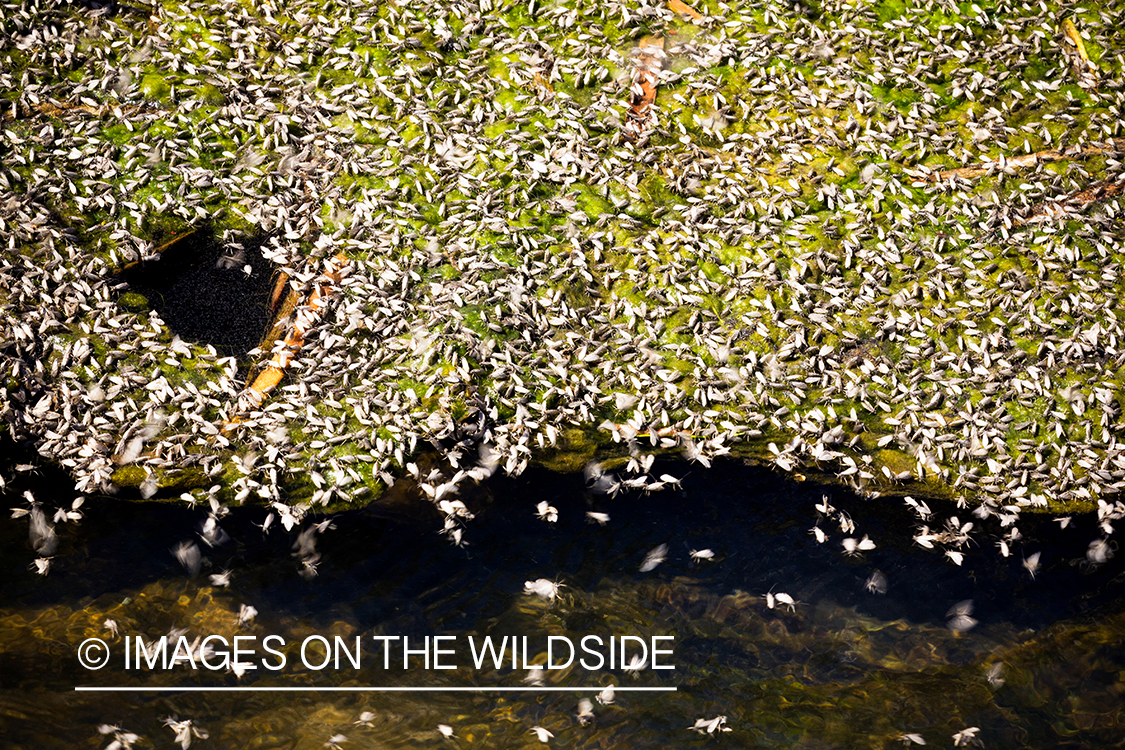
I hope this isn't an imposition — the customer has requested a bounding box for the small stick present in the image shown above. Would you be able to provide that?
[228,252,351,423]
[923,138,1125,182]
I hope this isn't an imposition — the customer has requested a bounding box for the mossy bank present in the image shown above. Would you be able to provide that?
[2,0,1125,541]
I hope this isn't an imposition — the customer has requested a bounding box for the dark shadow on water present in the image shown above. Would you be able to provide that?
[4,447,1125,747]
[3,451,1123,636]
[114,229,276,357]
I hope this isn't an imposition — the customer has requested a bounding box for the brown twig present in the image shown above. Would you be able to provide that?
[0,99,153,122]
[924,138,1125,182]
[1017,176,1125,226]
[227,253,351,423]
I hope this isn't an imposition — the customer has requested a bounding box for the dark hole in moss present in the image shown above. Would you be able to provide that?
[115,228,277,358]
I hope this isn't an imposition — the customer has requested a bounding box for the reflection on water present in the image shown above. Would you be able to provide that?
[2,458,1124,749]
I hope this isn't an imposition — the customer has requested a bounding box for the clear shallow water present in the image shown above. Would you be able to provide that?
[2,455,1123,749]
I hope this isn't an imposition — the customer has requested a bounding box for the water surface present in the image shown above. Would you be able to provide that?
[2,457,1123,748]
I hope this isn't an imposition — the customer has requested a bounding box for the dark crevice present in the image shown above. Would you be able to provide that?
[114,229,278,358]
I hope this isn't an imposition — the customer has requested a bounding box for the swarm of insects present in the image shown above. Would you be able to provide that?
[2,0,1124,577]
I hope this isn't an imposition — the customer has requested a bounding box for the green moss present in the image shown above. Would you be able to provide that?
[110,464,145,488]
[533,428,609,473]
[118,291,149,312]
[140,73,171,101]
[197,83,225,105]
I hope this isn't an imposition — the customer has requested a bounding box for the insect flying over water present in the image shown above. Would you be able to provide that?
[576,697,595,725]
[163,717,208,750]
[864,570,888,594]
[524,665,545,686]
[535,500,558,523]
[841,535,876,556]
[529,726,554,743]
[639,543,668,572]
[524,578,563,601]
[688,716,731,734]
[952,726,981,747]
[173,541,201,575]
[689,548,715,563]
[623,652,647,677]
[946,600,978,632]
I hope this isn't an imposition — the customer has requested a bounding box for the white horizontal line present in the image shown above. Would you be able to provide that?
[74,686,677,693]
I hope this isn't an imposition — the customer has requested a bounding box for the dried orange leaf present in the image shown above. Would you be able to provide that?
[623,36,666,141]
[1061,18,1090,63]
[667,0,703,20]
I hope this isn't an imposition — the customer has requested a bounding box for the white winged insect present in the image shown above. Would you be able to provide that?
[624,652,647,677]
[256,512,275,535]
[597,683,615,705]
[815,494,835,516]
[237,604,257,627]
[689,548,715,563]
[639,543,668,572]
[584,461,620,495]
[535,500,558,523]
[774,592,797,611]
[841,535,875,556]
[952,727,980,746]
[173,541,202,575]
[99,724,141,750]
[946,600,978,632]
[163,717,208,750]
[577,697,595,725]
[903,496,932,521]
[913,526,938,549]
[439,499,473,520]
[523,578,562,601]
[586,511,610,525]
[865,570,888,594]
[809,525,828,543]
[529,726,554,743]
[437,724,455,739]
[898,733,926,745]
[1022,551,1041,579]
[763,586,794,611]
[688,716,731,734]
